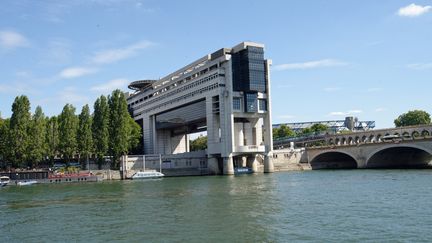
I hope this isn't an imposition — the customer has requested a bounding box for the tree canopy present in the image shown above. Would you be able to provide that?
[9,95,31,167]
[190,135,207,151]
[78,104,93,166]
[273,124,295,139]
[27,106,47,167]
[0,93,142,169]
[93,95,110,168]
[394,110,431,127]
[58,104,79,162]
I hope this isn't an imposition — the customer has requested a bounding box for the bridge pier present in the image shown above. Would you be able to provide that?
[223,156,234,175]
[264,152,274,173]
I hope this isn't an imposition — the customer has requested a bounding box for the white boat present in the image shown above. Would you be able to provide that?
[17,180,38,186]
[132,171,164,179]
[1,176,10,187]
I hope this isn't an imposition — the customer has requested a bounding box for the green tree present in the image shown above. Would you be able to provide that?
[27,106,47,167]
[46,116,59,165]
[273,124,295,139]
[9,95,31,168]
[190,135,207,151]
[77,104,93,168]
[394,110,431,127]
[127,116,142,151]
[108,90,130,169]
[310,124,328,133]
[0,117,10,165]
[93,95,110,169]
[58,104,78,162]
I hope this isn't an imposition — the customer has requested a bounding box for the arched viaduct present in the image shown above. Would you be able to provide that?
[306,125,432,169]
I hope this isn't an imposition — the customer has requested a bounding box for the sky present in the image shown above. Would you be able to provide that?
[0,0,431,128]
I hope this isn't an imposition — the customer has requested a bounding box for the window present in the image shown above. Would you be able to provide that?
[233,97,241,111]
[245,93,257,112]
[258,99,267,111]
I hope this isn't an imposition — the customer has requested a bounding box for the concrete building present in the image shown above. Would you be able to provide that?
[127,42,274,175]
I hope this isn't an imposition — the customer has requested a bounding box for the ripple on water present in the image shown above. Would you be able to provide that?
[1,170,432,242]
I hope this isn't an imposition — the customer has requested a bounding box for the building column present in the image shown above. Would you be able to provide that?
[264,152,274,173]
[223,156,234,175]
[207,156,220,175]
[247,155,259,173]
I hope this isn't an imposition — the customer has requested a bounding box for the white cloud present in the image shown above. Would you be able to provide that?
[273,59,348,71]
[0,30,29,49]
[59,67,98,79]
[366,87,382,92]
[375,108,386,112]
[0,83,36,95]
[90,40,154,64]
[43,39,72,64]
[397,3,431,17]
[91,78,129,93]
[324,87,342,92]
[407,63,432,70]
[328,110,363,116]
[58,86,90,104]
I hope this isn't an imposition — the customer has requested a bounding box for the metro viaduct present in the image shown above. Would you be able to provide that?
[306,125,432,169]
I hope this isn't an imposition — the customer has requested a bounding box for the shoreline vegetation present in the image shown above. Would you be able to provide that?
[0,89,141,171]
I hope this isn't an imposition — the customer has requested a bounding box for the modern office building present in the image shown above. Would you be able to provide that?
[127,42,273,175]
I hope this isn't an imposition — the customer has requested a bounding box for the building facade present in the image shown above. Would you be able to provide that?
[127,42,273,174]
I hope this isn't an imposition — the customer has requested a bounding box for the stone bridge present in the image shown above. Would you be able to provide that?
[306,125,432,169]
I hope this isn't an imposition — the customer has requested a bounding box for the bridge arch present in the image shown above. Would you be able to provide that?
[366,145,432,169]
[310,151,358,170]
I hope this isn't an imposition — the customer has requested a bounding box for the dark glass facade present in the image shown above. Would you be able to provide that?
[258,99,267,111]
[233,97,241,111]
[232,46,266,93]
[232,46,267,113]
[245,93,258,112]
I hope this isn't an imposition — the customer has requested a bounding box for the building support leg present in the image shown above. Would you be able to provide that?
[264,152,274,173]
[208,156,220,175]
[223,156,234,175]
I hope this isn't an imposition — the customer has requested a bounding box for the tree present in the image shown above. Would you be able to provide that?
[310,124,328,133]
[190,135,207,151]
[46,116,59,165]
[58,104,78,162]
[0,117,9,165]
[394,110,431,127]
[127,116,142,151]
[273,124,295,139]
[108,90,130,169]
[9,95,31,168]
[77,104,93,168]
[93,95,109,169]
[27,106,47,167]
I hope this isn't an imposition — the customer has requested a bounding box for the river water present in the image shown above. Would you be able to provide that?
[1,170,432,242]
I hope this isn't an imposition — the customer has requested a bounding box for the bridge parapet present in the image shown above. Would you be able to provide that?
[324,125,432,147]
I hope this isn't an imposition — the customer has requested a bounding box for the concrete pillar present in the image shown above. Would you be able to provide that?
[264,152,274,173]
[223,156,234,175]
[208,156,220,175]
[246,155,259,173]
[185,134,190,152]
[241,156,247,167]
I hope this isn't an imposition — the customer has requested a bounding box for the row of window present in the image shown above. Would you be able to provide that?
[233,96,267,112]
[129,67,220,108]
[132,73,219,111]
[134,83,221,118]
